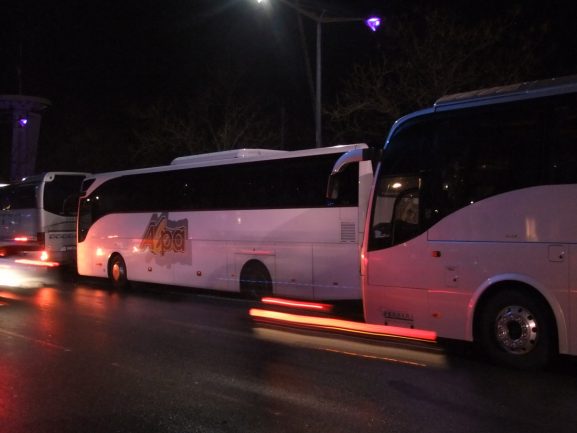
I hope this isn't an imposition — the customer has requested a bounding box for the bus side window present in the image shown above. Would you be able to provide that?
[62,193,79,215]
[0,187,10,210]
[392,189,420,245]
[369,176,421,250]
[326,163,358,207]
[548,94,577,184]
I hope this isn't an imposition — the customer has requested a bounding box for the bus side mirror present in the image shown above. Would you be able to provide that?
[326,147,376,202]
[326,175,339,202]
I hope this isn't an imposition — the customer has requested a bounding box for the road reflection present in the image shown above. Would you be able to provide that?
[0,273,448,373]
[0,359,13,420]
[0,258,58,289]
[252,326,448,369]
[68,287,123,317]
[250,297,447,369]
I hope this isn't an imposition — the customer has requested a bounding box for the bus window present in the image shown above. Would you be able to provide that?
[548,93,577,184]
[0,185,37,210]
[369,176,421,250]
[44,174,86,216]
[431,100,544,212]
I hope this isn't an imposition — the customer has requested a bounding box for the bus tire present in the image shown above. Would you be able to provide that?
[239,260,272,300]
[108,254,129,290]
[476,289,555,369]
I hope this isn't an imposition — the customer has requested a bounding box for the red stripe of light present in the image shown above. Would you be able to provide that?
[249,308,437,342]
[14,259,60,268]
[261,297,333,312]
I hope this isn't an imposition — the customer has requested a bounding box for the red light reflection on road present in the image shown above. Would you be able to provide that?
[14,259,59,268]
[34,287,55,305]
[71,287,121,317]
[0,362,13,420]
[261,297,333,312]
[249,308,437,342]
[322,348,427,367]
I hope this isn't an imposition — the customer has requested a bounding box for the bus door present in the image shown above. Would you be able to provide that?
[364,175,432,329]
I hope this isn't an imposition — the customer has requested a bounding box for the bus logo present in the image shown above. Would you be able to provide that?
[140,213,188,255]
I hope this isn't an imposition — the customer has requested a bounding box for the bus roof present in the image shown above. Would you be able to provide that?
[170,145,368,168]
[13,172,90,185]
[171,149,287,165]
[382,75,577,151]
[82,144,368,193]
[434,74,577,110]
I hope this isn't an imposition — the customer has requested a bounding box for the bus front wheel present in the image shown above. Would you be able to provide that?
[240,260,272,300]
[477,289,555,369]
[108,254,129,290]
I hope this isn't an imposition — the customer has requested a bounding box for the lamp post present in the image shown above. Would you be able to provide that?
[256,0,380,147]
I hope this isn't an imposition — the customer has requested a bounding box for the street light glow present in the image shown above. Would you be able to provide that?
[365,16,381,32]
[254,1,381,147]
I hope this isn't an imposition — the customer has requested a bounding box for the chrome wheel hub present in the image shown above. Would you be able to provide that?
[495,305,538,354]
[112,263,124,281]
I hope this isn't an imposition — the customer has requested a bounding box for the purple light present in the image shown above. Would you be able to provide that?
[18,117,28,127]
[365,16,381,32]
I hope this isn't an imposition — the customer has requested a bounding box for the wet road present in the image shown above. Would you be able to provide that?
[1,268,577,433]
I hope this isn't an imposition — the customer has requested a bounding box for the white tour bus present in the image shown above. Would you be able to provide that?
[330,76,577,368]
[0,172,89,266]
[77,144,373,300]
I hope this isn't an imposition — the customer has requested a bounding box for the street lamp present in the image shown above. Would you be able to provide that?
[256,0,380,147]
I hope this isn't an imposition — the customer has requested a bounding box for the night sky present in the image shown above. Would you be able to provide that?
[2,0,577,179]
[3,1,380,98]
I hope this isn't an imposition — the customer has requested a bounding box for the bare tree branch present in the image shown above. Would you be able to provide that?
[129,69,281,166]
[326,9,545,146]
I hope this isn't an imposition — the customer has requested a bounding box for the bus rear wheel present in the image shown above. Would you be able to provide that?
[240,260,272,300]
[108,254,129,290]
[477,289,555,369]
